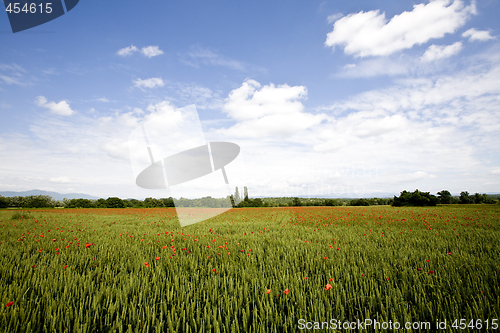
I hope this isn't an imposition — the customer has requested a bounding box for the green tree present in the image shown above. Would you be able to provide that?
[0,196,8,208]
[291,197,302,207]
[437,190,452,204]
[95,198,107,208]
[392,189,438,207]
[244,186,249,201]
[351,198,370,206]
[459,191,473,204]
[143,197,164,208]
[105,197,126,208]
[162,197,175,207]
[234,187,241,204]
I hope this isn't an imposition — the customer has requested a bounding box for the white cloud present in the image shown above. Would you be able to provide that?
[141,46,164,58]
[182,46,246,70]
[462,28,495,42]
[50,176,71,183]
[35,96,75,116]
[133,77,165,89]
[117,45,138,56]
[0,63,27,86]
[219,79,326,138]
[325,0,476,57]
[420,42,463,62]
[327,13,343,24]
[338,57,410,77]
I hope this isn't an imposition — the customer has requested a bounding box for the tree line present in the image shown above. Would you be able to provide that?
[0,189,498,209]
[392,189,499,207]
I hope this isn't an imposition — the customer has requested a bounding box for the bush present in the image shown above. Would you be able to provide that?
[392,189,438,207]
[351,198,370,206]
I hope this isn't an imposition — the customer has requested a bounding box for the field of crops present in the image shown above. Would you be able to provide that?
[1,205,499,332]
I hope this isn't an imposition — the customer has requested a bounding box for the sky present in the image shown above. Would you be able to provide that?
[0,0,499,200]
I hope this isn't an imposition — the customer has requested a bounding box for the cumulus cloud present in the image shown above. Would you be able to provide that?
[462,28,495,42]
[325,0,476,57]
[35,96,75,116]
[420,42,463,62]
[117,45,138,56]
[133,77,164,89]
[141,46,164,58]
[220,79,326,138]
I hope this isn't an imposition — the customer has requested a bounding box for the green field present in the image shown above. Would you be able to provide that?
[1,206,499,332]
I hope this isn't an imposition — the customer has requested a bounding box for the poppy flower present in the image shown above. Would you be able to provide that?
[325,284,332,291]
[329,278,333,282]
[6,301,14,307]
[283,289,289,295]
[38,249,42,252]
[85,243,91,248]
[428,270,434,274]
[144,262,150,268]
[155,257,160,260]
[324,256,327,260]
[417,268,422,271]
[266,289,271,294]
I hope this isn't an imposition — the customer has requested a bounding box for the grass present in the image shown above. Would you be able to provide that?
[0,205,499,332]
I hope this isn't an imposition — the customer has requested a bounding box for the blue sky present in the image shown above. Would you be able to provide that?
[1,0,499,199]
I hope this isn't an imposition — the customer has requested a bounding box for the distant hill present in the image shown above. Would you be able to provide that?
[0,189,99,201]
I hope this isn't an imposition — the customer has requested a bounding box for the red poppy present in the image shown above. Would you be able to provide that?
[38,249,42,252]
[144,262,150,267]
[324,256,327,260]
[155,257,160,260]
[428,270,434,274]
[266,289,271,294]
[63,265,67,269]
[417,268,422,271]
[85,243,91,248]
[325,284,332,291]
[447,252,451,255]
[5,301,14,307]
[283,289,289,295]
[337,248,340,251]
[329,278,333,282]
